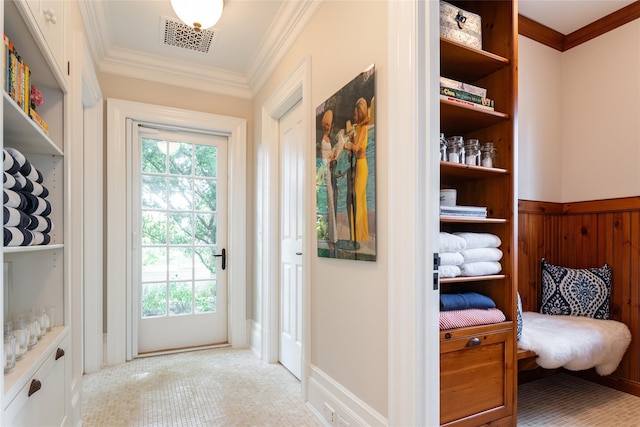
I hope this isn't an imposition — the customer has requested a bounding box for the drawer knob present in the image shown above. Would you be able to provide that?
[55,348,65,360]
[466,337,481,347]
[28,379,42,397]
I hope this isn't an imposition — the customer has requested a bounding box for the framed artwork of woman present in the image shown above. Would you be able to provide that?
[315,64,376,261]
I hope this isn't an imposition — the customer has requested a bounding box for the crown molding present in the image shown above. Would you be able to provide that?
[564,1,640,50]
[246,0,323,95]
[519,1,640,52]
[99,47,252,98]
[518,15,564,52]
[79,0,322,99]
[77,0,112,65]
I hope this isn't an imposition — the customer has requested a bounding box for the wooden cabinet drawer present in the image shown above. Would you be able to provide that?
[440,328,514,426]
[4,339,68,426]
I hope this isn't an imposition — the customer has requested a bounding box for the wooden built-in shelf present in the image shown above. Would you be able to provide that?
[440,37,510,82]
[517,349,537,360]
[440,216,508,224]
[440,274,507,284]
[440,161,508,182]
[440,99,510,135]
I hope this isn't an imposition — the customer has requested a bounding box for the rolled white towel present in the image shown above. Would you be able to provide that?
[439,232,466,253]
[460,247,503,263]
[3,149,20,174]
[3,172,20,190]
[439,252,464,266]
[459,261,502,276]
[454,232,501,249]
[439,264,461,278]
[30,231,51,245]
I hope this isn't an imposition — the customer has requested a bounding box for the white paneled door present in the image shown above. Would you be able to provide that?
[279,101,304,379]
[133,126,228,354]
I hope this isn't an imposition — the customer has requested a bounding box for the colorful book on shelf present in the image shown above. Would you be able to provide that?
[440,205,487,217]
[3,34,32,115]
[440,86,494,109]
[440,76,487,98]
[3,33,10,94]
[439,94,495,112]
[29,108,49,135]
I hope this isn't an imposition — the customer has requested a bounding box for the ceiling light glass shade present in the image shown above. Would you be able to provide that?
[170,0,224,31]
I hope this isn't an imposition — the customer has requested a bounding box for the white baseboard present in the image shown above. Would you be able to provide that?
[250,319,262,358]
[307,364,387,427]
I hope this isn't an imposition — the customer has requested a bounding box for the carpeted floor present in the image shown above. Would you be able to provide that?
[82,347,323,426]
[518,373,640,426]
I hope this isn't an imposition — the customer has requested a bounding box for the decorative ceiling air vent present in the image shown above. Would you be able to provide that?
[162,16,217,53]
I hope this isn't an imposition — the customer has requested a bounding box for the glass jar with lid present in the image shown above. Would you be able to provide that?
[446,136,464,164]
[481,142,497,168]
[439,133,447,161]
[464,139,480,166]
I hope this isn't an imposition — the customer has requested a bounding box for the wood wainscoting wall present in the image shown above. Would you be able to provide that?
[518,198,640,396]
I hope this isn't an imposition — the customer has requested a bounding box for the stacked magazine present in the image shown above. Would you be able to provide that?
[440,205,487,218]
[439,76,494,111]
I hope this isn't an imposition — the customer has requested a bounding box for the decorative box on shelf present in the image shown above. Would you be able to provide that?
[440,1,482,50]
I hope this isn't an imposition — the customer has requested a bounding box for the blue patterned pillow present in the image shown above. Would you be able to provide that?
[539,259,611,319]
[516,292,523,341]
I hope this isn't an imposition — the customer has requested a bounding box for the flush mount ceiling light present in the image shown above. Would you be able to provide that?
[170,0,224,32]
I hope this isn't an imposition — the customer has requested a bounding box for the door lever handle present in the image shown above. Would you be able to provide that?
[213,248,226,270]
[296,252,302,255]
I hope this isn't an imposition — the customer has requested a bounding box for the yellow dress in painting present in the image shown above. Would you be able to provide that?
[350,124,369,242]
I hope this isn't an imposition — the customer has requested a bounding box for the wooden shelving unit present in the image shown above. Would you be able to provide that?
[438,1,518,426]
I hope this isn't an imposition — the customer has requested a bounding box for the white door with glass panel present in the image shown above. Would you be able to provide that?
[134,127,228,354]
[279,101,303,379]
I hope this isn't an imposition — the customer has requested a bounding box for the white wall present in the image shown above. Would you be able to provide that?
[252,1,389,418]
[518,35,563,202]
[560,21,640,202]
[519,21,640,203]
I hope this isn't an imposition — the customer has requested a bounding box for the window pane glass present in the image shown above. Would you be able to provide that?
[142,211,167,245]
[142,175,167,209]
[169,282,192,315]
[169,177,192,210]
[169,213,192,244]
[194,145,217,177]
[195,213,216,245]
[194,246,217,279]
[194,178,216,211]
[169,143,192,175]
[142,138,167,173]
[169,247,193,281]
[194,281,216,313]
[141,247,167,283]
[141,282,167,317]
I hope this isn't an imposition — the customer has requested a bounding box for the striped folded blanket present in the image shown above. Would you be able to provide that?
[439,308,506,330]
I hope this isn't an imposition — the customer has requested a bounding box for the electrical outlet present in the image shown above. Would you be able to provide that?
[323,402,335,424]
[337,415,350,427]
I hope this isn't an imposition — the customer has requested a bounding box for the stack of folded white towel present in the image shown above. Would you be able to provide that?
[439,232,503,278]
